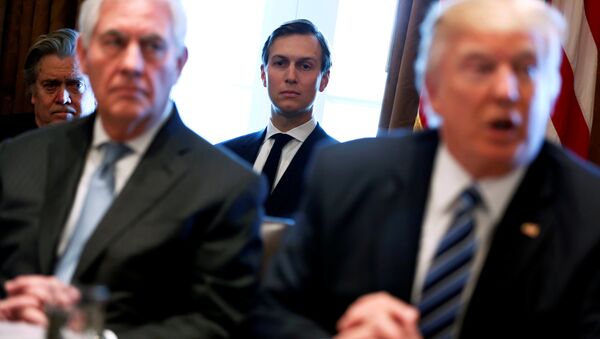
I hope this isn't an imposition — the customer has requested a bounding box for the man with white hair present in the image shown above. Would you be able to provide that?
[248,0,600,338]
[0,0,265,337]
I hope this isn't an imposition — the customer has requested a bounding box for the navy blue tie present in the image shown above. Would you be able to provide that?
[262,133,293,191]
[419,186,481,339]
[54,142,131,283]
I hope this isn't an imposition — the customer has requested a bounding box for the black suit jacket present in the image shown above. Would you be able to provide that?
[220,124,337,218]
[248,130,600,338]
[0,107,266,339]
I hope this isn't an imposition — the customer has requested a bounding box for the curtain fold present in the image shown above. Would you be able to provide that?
[378,0,435,132]
[0,0,83,116]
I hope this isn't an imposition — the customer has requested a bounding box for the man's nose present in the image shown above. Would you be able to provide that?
[55,86,72,104]
[284,65,298,83]
[492,65,519,102]
[120,42,144,76]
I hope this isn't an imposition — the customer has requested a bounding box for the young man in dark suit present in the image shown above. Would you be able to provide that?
[0,0,265,338]
[221,19,337,219]
[248,0,600,338]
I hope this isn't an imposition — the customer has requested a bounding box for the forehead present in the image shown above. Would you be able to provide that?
[36,55,82,80]
[94,0,174,39]
[443,29,538,62]
[269,34,322,60]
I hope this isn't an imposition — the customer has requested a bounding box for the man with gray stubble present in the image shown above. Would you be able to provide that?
[0,0,265,338]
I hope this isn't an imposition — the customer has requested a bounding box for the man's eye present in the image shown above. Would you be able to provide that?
[300,63,312,71]
[272,59,287,67]
[67,81,86,94]
[515,63,536,78]
[474,63,494,74]
[103,37,125,48]
[43,84,58,93]
[144,43,165,53]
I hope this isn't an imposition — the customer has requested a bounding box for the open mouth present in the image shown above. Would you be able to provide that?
[490,119,515,131]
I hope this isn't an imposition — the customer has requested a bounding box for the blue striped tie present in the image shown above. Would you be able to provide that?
[419,186,481,339]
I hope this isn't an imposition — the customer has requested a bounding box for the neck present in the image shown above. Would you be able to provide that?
[99,114,155,142]
[270,110,312,132]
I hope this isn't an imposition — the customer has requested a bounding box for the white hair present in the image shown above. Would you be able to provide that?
[77,0,187,54]
[415,0,566,127]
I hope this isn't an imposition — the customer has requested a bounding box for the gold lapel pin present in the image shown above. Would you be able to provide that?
[521,222,540,238]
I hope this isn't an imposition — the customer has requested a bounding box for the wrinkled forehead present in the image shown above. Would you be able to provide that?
[36,56,84,79]
[94,0,174,39]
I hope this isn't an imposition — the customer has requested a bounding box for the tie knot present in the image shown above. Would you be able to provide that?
[270,133,294,147]
[100,142,132,170]
[457,185,481,213]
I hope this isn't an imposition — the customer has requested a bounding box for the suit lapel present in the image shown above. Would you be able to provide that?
[238,129,266,163]
[460,144,557,335]
[374,131,438,301]
[38,116,94,274]
[73,109,192,279]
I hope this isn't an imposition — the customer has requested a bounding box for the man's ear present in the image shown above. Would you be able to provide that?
[424,72,440,113]
[318,70,330,92]
[176,47,189,76]
[260,65,267,87]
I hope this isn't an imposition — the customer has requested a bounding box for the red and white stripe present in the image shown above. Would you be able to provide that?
[547,0,599,159]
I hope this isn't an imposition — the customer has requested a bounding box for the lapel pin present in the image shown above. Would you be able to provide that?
[521,222,540,239]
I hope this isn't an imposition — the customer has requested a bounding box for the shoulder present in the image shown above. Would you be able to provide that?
[0,115,89,157]
[219,130,265,149]
[176,124,260,185]
[537,141,600,192]
[310,124,339,144]
[314,129,437,172]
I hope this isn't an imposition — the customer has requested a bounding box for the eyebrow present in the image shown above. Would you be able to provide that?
[271,55,318,62]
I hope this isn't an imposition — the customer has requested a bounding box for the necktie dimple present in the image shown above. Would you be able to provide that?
[54,142,132,283]
[262,133,294,191]
[419,186,481,339]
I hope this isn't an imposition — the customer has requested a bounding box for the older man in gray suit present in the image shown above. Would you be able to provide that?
[0,0,265,338]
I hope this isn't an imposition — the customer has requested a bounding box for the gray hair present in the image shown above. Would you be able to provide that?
[77,0,187,54]
[415,0,566,126]
[24,28,79,88]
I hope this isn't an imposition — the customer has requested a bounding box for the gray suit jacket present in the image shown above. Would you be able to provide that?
[0,107,266,339]
[249,130,600,338]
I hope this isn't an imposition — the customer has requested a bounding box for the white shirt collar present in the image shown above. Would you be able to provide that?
[265,117,317,143]
[431,143,527,221]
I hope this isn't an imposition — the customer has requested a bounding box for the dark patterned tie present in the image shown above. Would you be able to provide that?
[54,142,132,283]
[262,133,294,190]
[419,186,481,338]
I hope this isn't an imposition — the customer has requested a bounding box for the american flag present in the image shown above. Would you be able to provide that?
[546,0,599,160]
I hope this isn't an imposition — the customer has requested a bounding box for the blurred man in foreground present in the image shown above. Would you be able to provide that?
[249,0,600,338]
[0,0,264,337]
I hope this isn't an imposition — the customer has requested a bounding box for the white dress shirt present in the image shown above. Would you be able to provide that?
[56,101,173,256]
[253,118,317,189]
[412,144,526,315]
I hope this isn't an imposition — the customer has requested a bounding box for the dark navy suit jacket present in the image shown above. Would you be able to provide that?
[220,124,337,218]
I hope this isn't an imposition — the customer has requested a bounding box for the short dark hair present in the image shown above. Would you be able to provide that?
[261,19,332,74]
[24,28,79,88]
